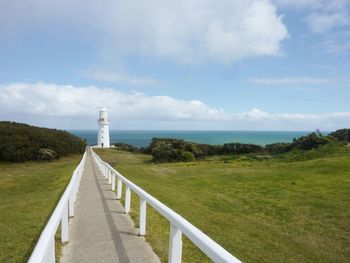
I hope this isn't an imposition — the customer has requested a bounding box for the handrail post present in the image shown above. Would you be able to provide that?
[117,178,122,199]
[168,223,182,263]
[76,171,79,192]
[69,193,74,217]
[125,186,131,213]
[111,172,116,191]
[108,168,112,184]
[139,198,146,236]
[61,202,69,243]
[73,173,77,202]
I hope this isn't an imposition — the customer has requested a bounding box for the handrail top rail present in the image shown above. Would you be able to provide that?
[91,149,241,263]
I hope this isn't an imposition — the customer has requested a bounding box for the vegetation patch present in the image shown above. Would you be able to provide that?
[96,146,350,263]
[0,154,82,262]
[0,121,86,162]
[111,129,350,163]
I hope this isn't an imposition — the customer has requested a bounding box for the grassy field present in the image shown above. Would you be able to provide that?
[95,146,350,263]
[0,155,82,263]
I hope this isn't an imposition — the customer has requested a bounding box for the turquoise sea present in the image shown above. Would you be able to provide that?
[70,130,315,147]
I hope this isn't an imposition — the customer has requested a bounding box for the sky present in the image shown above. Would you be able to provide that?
[0,0,349,131]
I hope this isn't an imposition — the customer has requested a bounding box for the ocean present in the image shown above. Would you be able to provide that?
[70,130,314,148]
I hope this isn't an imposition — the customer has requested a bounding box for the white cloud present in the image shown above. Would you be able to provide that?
[273,0,348,10]
[307,12,349,33]
[0,82,229,121]
[250,77,331,85]
[233,108,350,124]
[82,70,159,85]
[0,0,288,64]
[235,108,272,120]
[0,82,349,130]
[273,0,350,33]
[203,0,288,63]
[272,0,321,9]
[319,30,350,54]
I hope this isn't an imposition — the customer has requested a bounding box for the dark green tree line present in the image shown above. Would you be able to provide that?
[0,121,86,162]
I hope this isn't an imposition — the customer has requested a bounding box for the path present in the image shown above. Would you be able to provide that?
[60,151,161,263]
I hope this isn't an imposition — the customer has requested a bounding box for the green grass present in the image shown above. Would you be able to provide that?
[0,155,82,263]
[95,147,350,263]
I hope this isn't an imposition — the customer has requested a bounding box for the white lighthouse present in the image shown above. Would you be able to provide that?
[97,107,110,148]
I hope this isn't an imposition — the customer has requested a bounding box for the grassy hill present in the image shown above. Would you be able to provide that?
[0,154,82,262]
[0,121,86,162]
[95,145,350,263]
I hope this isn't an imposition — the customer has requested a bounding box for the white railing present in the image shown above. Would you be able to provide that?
[91,148,241,263]
[28,150,87,263]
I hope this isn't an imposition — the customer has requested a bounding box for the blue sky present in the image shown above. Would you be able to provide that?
[0,0,349,131]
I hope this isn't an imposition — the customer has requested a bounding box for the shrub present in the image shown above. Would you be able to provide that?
[196,144,221,156]
[291,132,328,150]
[148,129,348,163]
[149,138,264,162]
[265,143,292,154]
[221,143,264,155]
[180,151,195,162]
[184,143,200,156]
[0,121,86,162]
[36,148,58,161]
[151,141,178,163]
[329,129,350,143]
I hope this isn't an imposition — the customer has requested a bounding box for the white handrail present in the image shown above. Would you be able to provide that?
[28,150,87,263]
[91,148,241,263]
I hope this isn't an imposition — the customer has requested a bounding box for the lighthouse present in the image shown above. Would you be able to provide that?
[97,107,110,148]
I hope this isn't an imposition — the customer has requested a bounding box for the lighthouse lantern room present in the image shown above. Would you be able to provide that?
[97,107,110,148]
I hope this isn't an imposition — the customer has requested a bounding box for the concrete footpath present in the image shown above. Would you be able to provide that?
[60,152,161,263]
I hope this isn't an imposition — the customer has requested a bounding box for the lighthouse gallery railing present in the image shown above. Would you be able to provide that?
[28,151,87,263]
[91,148,241,263]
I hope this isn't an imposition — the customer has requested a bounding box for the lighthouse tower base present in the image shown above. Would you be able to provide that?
[97,107,110,148]
[97,125,110,148]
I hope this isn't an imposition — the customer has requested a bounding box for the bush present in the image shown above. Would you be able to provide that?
[195,144,222,157]
[265,143,292,154]
[36,148,58,161]
[180,151,195,162]
[0,121,86,162]
[148,129,349,163]
[149,138,264,163]
[221,143,264,155]
[291,132,329,150]
[329,129,350,143]
[184,143,203,157]
[151,141,178,163]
